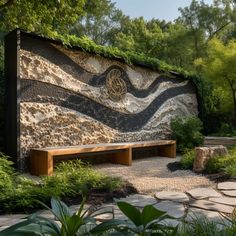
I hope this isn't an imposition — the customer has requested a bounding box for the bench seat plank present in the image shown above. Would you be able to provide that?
[30,140,176,176]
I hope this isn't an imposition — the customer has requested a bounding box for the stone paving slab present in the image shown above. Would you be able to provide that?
[187,187,221,199]
[155,191,189,203]
[97,204,128,221]
[218,182,236,190]
[222,190,236,197]
[0,214,27,227]
[154,201,185,218]
[115,194,157,208]
[186,208,225,222]
[160,219,181,227]
[189,200,234,214]
[37,210,55,220]
[209,197,236,206]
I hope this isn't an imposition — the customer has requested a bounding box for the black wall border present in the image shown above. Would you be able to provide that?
[5,29,21,168]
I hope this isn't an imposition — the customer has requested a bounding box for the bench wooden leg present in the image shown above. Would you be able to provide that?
[30,150,53,176]
[158,143,176,158]
[112,148,132,165]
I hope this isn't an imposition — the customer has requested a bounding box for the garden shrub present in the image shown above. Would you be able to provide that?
[180,149,195,169]
[0,156,123,213]
[205,146,236,175]
[171,116,204,152]
[215,122,236,137]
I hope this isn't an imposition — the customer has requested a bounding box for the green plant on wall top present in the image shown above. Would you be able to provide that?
[170,116,204,153]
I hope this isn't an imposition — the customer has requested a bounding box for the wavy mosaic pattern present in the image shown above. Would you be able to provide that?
[19,35,198,158]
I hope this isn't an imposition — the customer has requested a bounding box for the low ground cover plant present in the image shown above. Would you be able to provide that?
[170,116,204,153]
[206,146,236,177]
[0,153,122,213]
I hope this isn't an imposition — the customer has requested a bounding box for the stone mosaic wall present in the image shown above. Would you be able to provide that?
[11,32,198,168]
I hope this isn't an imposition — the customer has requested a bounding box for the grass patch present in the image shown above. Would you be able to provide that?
[180,149,195,169]
[0,153,123,214]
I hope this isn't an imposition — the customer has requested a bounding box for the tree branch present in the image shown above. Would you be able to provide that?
[207,21,231,42]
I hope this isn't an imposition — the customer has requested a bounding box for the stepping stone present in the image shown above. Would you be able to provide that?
[100,204,128,221]
[160,219,181,227]
[38,210,55,220]
[189,200,234,214]
[0,214,27,227]
[209,197,236,206]
[70,204,91,215]
[218,182,236,190]
[115,194,157,208]
[186,208,226,222]
[93,206,115,221]
[187,188,221,199]
[222,190,236,197]
[154,201,185,218]
[155,191,189,203]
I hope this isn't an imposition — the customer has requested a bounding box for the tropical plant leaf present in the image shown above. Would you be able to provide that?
[90,219,127,234]
[50,198,72,224]
[117,202,142,226]
[141,205,166,227]
[0,221,38,236]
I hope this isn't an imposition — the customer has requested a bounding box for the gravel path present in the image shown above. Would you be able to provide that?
[95,156,215,194]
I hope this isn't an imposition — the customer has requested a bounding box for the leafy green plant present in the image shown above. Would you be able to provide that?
[205,146,236,175]
[91,201,178,235]
[171,116,204,153]
[0,197,113,236]
[0,157,122,213]
[180,149,195,169]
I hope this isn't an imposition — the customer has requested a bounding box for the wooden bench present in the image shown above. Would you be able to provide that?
[30,140,176,176]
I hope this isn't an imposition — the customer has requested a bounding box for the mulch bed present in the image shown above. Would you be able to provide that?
[63,181,138,207]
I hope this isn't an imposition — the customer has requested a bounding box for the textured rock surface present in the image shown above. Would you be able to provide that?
[186,208,225,222]
[187,187,221,199]
[222,190,236,197]
[154,201,185,218]
[115,194,157,207]
[209,197,236,206]
[193,146,228,173]
[155,191,189,203]
[218,182,236,190]
[189,200,234,213]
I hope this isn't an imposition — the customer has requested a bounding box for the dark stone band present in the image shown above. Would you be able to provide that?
[21,79,196,132]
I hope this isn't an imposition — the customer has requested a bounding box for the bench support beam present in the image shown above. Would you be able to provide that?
[112,148,132,165]
[30,150,53,176]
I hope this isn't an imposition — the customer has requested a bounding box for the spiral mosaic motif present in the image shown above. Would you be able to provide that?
[106,68,127,101]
